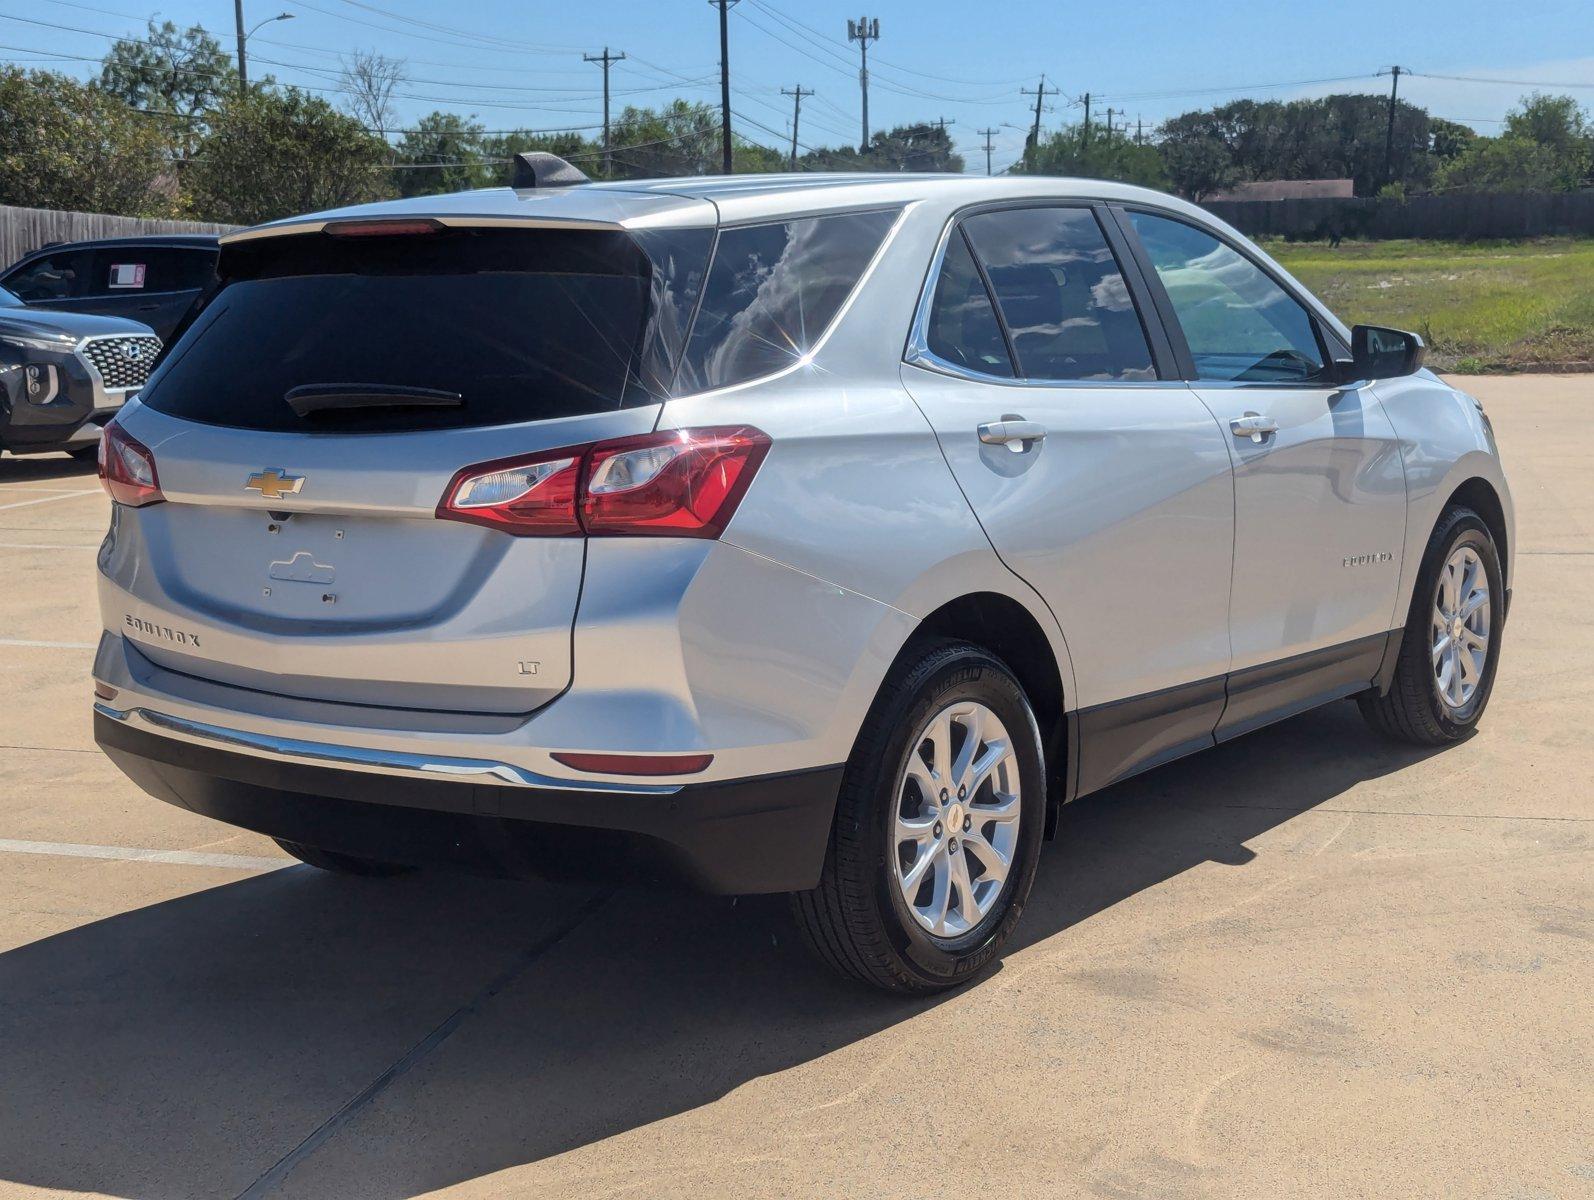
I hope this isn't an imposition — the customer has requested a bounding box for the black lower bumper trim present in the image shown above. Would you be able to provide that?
[96,713,843,895]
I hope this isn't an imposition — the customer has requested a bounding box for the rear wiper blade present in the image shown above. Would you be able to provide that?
[285,383,463,417]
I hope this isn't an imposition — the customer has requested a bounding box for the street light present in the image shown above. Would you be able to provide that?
[234,7,293,91]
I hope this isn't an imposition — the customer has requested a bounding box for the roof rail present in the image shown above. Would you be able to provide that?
[512,152,589,190]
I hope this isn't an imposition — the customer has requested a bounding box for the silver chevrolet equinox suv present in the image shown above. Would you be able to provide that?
[93,161,1514,993]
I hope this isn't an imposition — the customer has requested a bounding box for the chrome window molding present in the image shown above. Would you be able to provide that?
[94,703,684,795]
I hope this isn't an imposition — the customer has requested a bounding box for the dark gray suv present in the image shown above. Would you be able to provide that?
[0,285,160,459]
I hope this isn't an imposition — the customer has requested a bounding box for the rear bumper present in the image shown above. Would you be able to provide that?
[96,710,843,894]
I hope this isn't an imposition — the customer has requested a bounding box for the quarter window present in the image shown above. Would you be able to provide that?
[678,208,898,393]
[923,229,1014,377]
[1128,212,1328,384]
[960,207,1156,382]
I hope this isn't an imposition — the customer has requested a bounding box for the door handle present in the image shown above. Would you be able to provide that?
[978,419,1047,447]
[1229,412,1278,443]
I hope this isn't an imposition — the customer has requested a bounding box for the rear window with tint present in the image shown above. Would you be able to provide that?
[677,208,898,393]
[139,227,711,434]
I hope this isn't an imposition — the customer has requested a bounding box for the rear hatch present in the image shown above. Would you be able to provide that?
[109,219,713,714]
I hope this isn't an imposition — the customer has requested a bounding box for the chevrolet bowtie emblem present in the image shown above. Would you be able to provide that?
[244,468,305,500]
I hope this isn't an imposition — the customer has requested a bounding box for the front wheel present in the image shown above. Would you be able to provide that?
[791,640,1046,994]
[1359,505,1505,744]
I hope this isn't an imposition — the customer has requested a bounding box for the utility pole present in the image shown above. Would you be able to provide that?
[1080,91,1092,160]
[780,84,813,171]
[709,0,738,174]
[978,126,998,175]
[1020,75,1058,162]
[233,0,248,90]
[1382,65,1404,189]
[1105,106,1117,145]
[1136,116,1143,145]
[584,47,626,175]
[847,16,880,153]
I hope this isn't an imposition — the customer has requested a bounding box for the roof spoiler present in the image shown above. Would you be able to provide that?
[512,152,589,190]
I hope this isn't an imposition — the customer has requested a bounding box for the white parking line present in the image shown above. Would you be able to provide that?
[0,838,289,871]
[0,489,100,512]
[0,638,97,649]
[0,542,99,550]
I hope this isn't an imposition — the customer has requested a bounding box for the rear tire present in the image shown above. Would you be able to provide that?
[791,639,1046,994]
[1359,505,1504,745]
[274,838,415,877]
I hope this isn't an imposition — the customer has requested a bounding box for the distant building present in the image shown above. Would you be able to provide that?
[1205,179,1356,202]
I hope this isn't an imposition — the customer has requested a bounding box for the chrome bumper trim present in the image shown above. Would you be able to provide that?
[93,703,682,795]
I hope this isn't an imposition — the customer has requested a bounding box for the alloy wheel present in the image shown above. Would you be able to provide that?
[892,700,1022,939]
[1432,544,1491,709]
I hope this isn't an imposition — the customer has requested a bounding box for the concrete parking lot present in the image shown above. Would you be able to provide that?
[0,375,1588,1200]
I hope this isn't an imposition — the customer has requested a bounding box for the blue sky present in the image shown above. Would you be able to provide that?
[5,0,1594,172]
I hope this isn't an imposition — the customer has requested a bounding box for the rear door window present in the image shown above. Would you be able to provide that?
[961,207,1156,382]
[4,250,91,302]
[88,247,217,295]
[678,208,898,393]
[139,226,711,434]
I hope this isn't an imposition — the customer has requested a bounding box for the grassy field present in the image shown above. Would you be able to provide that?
[1263,237,1594,372]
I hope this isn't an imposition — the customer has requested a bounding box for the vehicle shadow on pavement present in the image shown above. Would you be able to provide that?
[0,454,98,484]
[0,700,1447,1199]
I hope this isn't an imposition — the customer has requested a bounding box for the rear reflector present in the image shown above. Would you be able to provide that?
[437,426,770,539]
[98,419,164,507]
[93,682,118,701]
[551,751,714,776]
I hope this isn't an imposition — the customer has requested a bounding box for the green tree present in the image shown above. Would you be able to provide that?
[99,21,237,154]
[800,123,964,173]
[1433,136,1566,192]
[393,111,494,196]
[1157,130,1235,201]
[606,101,719,177]
[186,87,390,223]
[1428,118,1477,162]
[1155,94,1435,195]
[1502,93,1592,188]
[1013,123,1166,188]
[0,67,174,216]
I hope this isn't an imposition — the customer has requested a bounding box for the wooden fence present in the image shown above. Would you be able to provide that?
[1202,191,1594,241]
[0,205,238,270]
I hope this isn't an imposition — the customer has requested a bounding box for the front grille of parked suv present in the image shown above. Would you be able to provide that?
[79,334,163,391]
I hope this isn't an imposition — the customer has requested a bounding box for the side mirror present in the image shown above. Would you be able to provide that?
[1350,324,1425,380]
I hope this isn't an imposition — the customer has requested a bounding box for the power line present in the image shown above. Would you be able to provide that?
[1409,69,1594,90]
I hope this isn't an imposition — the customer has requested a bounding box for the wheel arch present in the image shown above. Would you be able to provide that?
[1444,476,1510,606]
[901,591,1071,836]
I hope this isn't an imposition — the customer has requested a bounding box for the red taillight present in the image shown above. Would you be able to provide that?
[437,426,770,539]
[435,447,584,536]
[551,751,714,776]
[98,420,164,507]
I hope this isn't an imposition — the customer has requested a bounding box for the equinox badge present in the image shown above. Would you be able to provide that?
[245,468,305,500]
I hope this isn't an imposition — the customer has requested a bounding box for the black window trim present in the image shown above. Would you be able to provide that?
[1109,202,1352,388]
[904,198,1183,388]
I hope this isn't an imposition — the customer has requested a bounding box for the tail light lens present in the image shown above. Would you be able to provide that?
[438,426,770,539]
[435,448,583,536]
[98,420,164,507]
